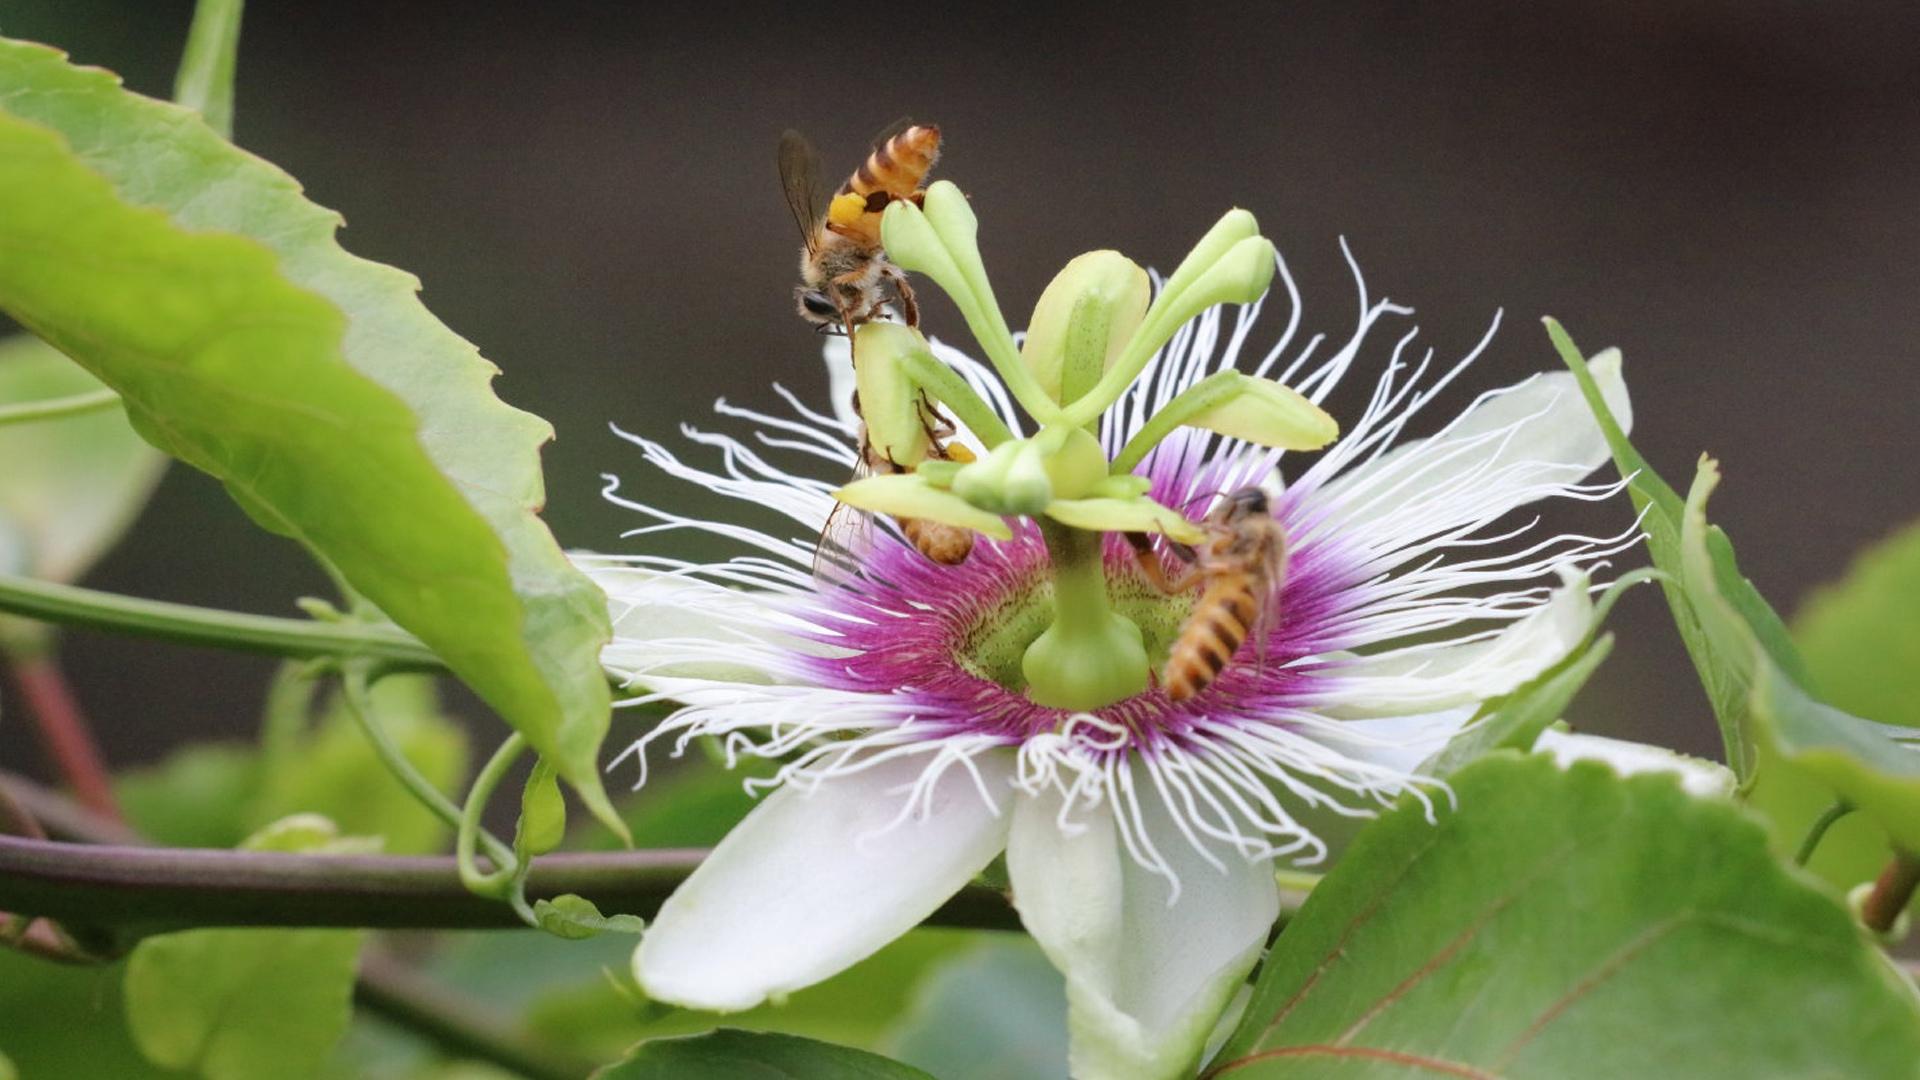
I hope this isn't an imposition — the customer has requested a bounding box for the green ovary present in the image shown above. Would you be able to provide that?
[957,556,1193,707]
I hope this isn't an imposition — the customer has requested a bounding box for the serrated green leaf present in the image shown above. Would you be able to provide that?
[1210,755,1920,1078]
[1681,461,1920,854]
[1546,320,1806,781]
[0,335,165,585]
[590,1029,935,1080]
[0,38,616,825]
[533,894,645,940]
[124,817,368,1080]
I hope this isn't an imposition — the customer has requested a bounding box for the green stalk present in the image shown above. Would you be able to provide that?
[456,734,529,901]
[1021,521,1148,710]
[341,667,516,878]
[0,389,122,427]
[900,349,1016,449]
[0,573,443,669]
[174,0,245,138]
[1107,370,1242,474]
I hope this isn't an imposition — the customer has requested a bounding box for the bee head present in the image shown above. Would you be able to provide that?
[1220,487,1270,520]
[795,287,841,331]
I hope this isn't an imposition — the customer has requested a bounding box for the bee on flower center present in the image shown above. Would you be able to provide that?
[1135,487,1289,701]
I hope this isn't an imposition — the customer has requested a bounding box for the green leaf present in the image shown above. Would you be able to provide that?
[116,741,260,848]
[1545,319,1806,781]
[1210,755,1920,1077]
[590,1030,935,1080]
[533,894,646,940]
[1424,569,1655,776]
[1752,519,1920,888]
[255,675,470,855]
[0,39,617,826]
[1795,518,1920,730]
[1680,461,1920,854]
[123,817,368,1080]
[517,758,568,859]
[513,928,974,1063]
[0,950,171,1078]
[0,335,165,585]
[879,936,1068,1080]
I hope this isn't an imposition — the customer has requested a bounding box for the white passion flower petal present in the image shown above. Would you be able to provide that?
[634,751,1015,1012]
[1312,348,1631,543]
[1008,772,1278,1080]
[1323,568,1596,720]
[1533,730,1736,799]
[582,563,815,686]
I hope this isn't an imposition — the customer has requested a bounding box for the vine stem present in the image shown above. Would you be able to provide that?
[0,573,444,669]
[1793,799,1853,867]
[0,388,123,426]
[1860,850,1920,935]
[5,653,123,822]
[0,771,1020,933]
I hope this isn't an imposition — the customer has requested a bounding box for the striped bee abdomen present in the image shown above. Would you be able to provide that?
[840,125,942,201]
[1164,578,1258,702]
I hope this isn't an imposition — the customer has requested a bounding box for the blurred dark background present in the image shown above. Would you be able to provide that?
[2,1,1917,772]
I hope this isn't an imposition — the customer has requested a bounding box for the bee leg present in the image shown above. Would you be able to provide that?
[885,267,921,327]
[1126,532,1200,594]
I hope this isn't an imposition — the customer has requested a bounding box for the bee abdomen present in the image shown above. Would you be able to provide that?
[843,125,941,201]
[1165,581,1254,702]
[901,516,973,565]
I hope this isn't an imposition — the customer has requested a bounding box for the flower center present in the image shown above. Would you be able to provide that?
[955,542,1194,700]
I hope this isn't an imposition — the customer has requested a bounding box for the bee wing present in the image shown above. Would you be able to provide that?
[812,457,878,586]
[1250,530,1290,670]
[777,130,828,254]
[866,115,917,150]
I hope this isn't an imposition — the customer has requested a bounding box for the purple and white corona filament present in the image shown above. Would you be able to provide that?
[581,192,1690,1080]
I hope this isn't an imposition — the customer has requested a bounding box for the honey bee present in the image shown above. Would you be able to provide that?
[1145,488,1289,702]
[777,123,941,334]
[814,393,977,581]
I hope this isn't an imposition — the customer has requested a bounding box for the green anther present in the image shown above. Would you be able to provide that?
[1023,521,1149,711]
[1021,251,1150,409]
[915,459,964,487]
[854,321,1015,452]
[854,323,934,467]
[1109,370,1338,476]
[1063,210,1278,428]
[835,473,1013,539]
[881,186,1064,425]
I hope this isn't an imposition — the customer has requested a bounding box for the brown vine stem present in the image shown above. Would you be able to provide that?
[6,652,123,822]
[0,772,1022,934]
[1860,850,1920,936]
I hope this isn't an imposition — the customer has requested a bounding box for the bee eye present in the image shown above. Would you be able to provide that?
[801,291,837,318]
